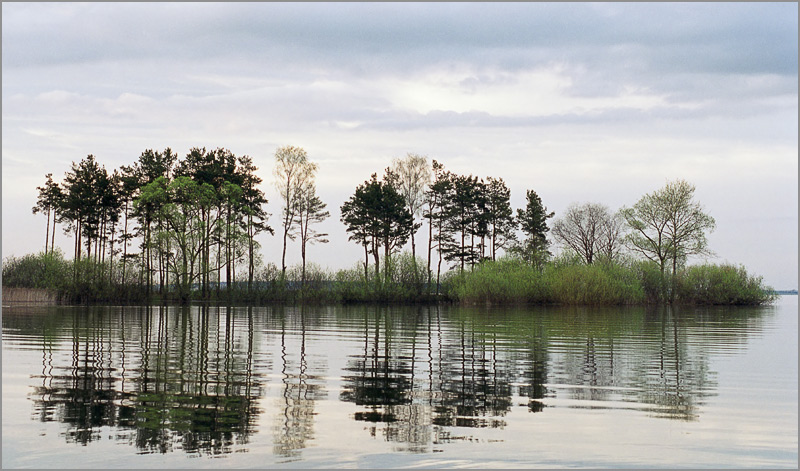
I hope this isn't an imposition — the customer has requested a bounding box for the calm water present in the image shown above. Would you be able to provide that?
[2,297,797,468]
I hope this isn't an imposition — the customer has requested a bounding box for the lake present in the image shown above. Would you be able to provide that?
[2,296,797,468]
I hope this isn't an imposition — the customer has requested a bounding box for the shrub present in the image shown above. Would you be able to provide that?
[631,260,670,303]
[676,263,777,305]
[2,250,71,290]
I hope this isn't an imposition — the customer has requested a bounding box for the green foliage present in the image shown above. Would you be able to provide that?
[512,189,554,269]
[340,172,414,278]
[333,253,432,303]
[543,259,645,305]
[444,256,772,306]
[2,250,71,291]
[446,258,547,304]
[1,250,149,304]
[675,264,777,305]
[631,260,670,303]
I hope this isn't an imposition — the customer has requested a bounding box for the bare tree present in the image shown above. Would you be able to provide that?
[389,153,431,261]
[552,202,623,264]
[597,210,625,261]
[273,146,316,275]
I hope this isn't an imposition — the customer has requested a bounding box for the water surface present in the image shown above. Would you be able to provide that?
[2,297,797,468]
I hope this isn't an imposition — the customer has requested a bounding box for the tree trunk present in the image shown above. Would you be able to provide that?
[50,210,57,255]
[427,214,433,286]
[301,239,307,285]
[226,206,232,298]
[44,207,51,255]
[373,239,380,279]
[281,227,289,276]
[122,201,129,286]
[363,243,369,280]
[248,214,254,294]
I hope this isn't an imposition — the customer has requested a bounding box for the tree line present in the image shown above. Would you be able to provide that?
[28,144,720,304]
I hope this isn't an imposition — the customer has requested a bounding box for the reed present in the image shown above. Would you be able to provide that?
[675,263,777,305]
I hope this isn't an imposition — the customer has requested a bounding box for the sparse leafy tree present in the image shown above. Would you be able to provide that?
[389,153,431,262]
[237,155,273,292]
[295,182,329,284]
[274,145,315,276]
[32,173,63,255]
[424,160,452,289]
[662,179,716,275]
[621,179,715,302]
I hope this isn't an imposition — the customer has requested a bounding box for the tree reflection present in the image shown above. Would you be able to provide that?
[29,305,264,455]
[433,314,513,429]
[339,306,516,450]
[14,301,773,458]
[272,306,327,459]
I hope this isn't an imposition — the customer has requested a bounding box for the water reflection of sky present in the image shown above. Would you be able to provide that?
[1,298,796,468]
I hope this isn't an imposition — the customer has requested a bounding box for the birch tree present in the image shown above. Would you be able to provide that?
[389,153,431,261]
[273,145,316,276]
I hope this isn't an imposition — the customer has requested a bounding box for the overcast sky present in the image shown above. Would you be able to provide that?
[2,2,797,289]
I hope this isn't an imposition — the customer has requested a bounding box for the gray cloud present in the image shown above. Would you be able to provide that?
[5,3,796,73]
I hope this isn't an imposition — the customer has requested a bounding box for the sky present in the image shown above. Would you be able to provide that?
[2,2,797,289]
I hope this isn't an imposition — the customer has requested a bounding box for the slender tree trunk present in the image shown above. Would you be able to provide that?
[384,238,391,283]
[671,255,678,304]
[427,214,433,286]
[460,228,465,273]
[491,224,497,262]
[436,248,442,296]
[248,214,254,294]
[109,229,114,286]
[301,239,307,285]
[373,239,380,279]
[217,233,222,298]
[363,243,369,280]
[410,217,419,293]
[44,207,51,255]
[50,211,57,255]
[411,222,417,260]
[122,201,129,286]
[281,227,289,276]
[226,205,232,298]
[470,232,475,271]
[145,220,151,298]
[75,221,81,261]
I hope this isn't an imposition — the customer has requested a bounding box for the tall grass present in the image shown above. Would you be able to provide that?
[675,263,777,305]
[446,258,548,304]
[2,250,149,304]
[543,259,645,305]
[444,256,776,306]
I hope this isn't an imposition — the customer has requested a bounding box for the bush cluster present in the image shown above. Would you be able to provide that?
[675,263,778,305]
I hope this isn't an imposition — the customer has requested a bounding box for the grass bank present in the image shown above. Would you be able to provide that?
[3,251,776,306]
